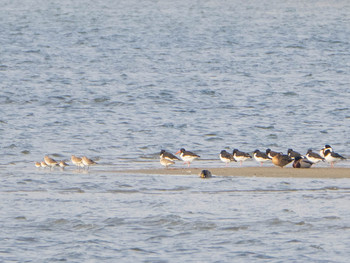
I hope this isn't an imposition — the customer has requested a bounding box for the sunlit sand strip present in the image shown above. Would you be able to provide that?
[108,167,350,179]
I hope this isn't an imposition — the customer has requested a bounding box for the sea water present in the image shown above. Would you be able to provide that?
[1,0,350,261]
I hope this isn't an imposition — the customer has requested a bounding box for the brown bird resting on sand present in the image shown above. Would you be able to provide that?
[59,160,69,168]
[44,155,59,169]
[81,156,97,170]
[293,156,313,168]
[272,153,293,168]
[160,157,175,169]
[71,155,83,169]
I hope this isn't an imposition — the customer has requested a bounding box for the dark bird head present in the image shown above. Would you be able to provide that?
[200,170,212,178]
[294,156,302,161]
[176,148,186,155]
[324,149,331,156]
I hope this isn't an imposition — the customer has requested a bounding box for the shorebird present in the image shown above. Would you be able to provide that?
[287,149,302,159]
[176,148,200,167]
[199,170,212,178]
[160,157,175,169]
[219,150,235,167]
[272,153,293,168]
[81,156,97,170]
[232,149,252,166]
[35,162,41,168]
[59,161,69,168]
[266,148,279,159]
[320,144,333,158]
[44,155,58,169]
[40,161,48,168]
[324,149,346,168]
[253,149,271,167]
[305,149,325,164]
[71,155,83,169]
[160,150,180,161]
[293,156,313,168]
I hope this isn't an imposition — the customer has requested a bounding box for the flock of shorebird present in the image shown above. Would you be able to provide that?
[160,145,347,169]
[35,155,97,170]
[34,145,347,172]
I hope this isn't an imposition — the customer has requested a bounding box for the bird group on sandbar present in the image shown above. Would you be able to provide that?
[35,155,97,170]
[160,145,346,169]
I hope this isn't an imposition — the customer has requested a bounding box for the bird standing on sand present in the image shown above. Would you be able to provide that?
[219,150,235,167]
[176,148,200,167]
[59,161,69,168]
[44,155,58,169]
[71,155,83,169]
[82,156,97,170]
[320,145,333,158]
[305,149,324,164]
[272,153,293,168]
[324,149,346,168]
[253,149,271,167]
[232,149,252,166]
[266,148,279,159]
[160,150,180,161]
[287,149,302,159]
[160,157,175,169]
[293,156,313,168]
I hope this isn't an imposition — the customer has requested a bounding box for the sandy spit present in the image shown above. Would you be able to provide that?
[109,167,350,179]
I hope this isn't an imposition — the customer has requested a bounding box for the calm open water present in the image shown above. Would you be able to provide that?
[1,0,350,262]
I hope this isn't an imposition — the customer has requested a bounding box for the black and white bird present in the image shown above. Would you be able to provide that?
[287,148,302,159]
[320,144,333,158]
[232,149,252,166]
[176,148,200,167]
[160,150,180,161]
[324,149,346,168]
[219,150,235,167]
[305,149,325,164]
[266,148,279,159]
[253,149,271,167]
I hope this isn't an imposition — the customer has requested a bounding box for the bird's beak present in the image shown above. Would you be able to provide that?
[175,150,181,155]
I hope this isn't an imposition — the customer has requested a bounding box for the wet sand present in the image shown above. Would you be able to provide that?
[115,167,350,179]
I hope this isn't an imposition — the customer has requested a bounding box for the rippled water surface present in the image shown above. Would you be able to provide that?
[1,0,350,261]
[1,171,350,262]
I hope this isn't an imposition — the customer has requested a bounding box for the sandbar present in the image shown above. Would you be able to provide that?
[115,167,350,179]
